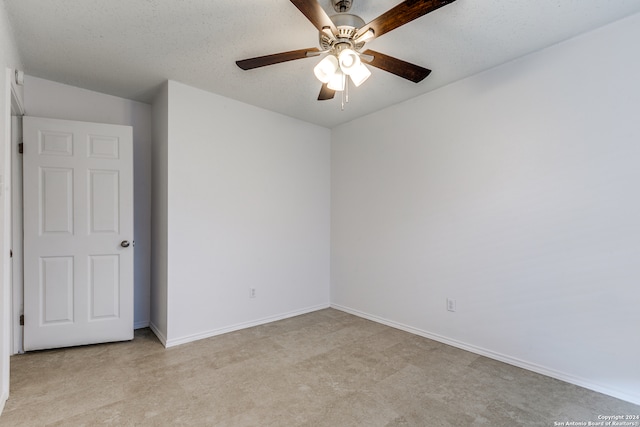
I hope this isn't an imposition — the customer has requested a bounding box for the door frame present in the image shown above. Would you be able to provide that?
[10,112,23,355]
[9,70,24,357]
[2,67,25,411]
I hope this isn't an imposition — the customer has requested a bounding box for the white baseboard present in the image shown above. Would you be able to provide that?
[0,393,6,417]
[134,319,150,330]
[331,303,640,406]
[164,303,330,348]
[148,322,167,347]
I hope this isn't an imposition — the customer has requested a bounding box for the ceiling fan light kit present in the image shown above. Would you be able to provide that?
[348,61,371,87]
[327,70,346,91]
[314,55,339,83]
[338,49,361,75]
[315,46,371,92]
[236,0,458,107]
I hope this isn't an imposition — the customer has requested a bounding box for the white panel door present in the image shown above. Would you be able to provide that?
[23,116,134,351]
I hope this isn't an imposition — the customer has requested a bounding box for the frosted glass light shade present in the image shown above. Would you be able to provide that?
[328,70,345,91]
[338,49,361,75]
[313,55,339,84]
[349,63,371,87]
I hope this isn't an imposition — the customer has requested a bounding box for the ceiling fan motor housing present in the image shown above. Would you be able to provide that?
[319,13,366,51]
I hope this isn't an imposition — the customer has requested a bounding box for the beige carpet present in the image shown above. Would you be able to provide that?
[2,308,638,426]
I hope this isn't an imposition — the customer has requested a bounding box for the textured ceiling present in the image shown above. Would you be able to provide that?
[4,0,640,128]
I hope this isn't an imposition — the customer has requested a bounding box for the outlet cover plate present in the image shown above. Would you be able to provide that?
[447,298,456,312]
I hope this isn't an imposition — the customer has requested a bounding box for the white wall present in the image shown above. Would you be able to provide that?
[150,82,168,342]
[155,80,330,346]
[0,0,22,412]
[22,76,152,330]
[331,13,640,404]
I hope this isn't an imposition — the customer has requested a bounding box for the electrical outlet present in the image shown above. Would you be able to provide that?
[447,298,456,312]
[249,288,256,299]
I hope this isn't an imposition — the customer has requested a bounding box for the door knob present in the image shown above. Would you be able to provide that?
[121,240,130,248]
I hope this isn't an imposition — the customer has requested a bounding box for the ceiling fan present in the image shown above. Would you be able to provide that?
[236,0,458,104]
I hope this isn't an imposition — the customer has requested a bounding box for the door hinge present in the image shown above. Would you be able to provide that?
[9,249,12,258]
[20,314,24,326]
[18,142,23,154]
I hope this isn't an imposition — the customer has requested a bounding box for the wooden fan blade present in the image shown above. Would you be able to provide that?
[318,83,336,101]
[290,0,338,34]
[363,49,431,83]
[236,48,320,70]
[356,0,457,41]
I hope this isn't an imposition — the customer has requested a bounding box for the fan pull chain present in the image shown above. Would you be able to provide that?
[345,74,349,103]
[341,74,349,111]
